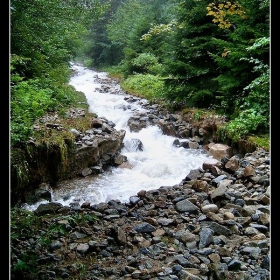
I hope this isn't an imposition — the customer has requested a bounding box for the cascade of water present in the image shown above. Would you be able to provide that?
[23,63,211,211]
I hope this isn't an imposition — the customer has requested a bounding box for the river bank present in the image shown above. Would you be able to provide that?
[10,65,270,280]
[11,64,263,209]
[11,146,270,280]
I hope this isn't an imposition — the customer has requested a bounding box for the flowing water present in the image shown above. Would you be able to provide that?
[23,63,212,211]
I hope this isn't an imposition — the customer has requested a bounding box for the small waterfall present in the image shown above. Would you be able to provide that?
[22,63,211,211]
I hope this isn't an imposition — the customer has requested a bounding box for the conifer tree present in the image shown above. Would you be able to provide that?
[163,0,225,108]
[207,0,269,115]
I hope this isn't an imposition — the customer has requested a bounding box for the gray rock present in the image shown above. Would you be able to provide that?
[175,199,200,213]
[133,222,156,233]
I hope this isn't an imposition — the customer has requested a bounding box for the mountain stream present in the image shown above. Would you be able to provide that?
[23,63,212,211]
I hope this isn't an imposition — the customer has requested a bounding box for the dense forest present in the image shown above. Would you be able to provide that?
[10,0,270,149]
[9,1,270,278]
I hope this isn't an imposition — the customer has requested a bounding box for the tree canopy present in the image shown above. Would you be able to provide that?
[10,0,108,146]
[84,0,269,140]
[10,0,270,146]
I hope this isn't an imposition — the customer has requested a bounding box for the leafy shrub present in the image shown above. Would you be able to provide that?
[131,53,163,75]
[247,135,270,151]
[217,108,266,142]
[10,79,57,145]
[10,62,88,147]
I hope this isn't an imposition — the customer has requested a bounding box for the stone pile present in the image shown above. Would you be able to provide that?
[11,148,270,280]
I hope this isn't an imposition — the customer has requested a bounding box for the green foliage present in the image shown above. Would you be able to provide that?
[10,0,270,172]
[117,47,139,77]
[219,36,270,139]
[105,0,176,72]
[122,74,165,101]
[217,108,266,142]
[210,0,269,114]
[83,58,95,68]
[162,0,223,108]
[10,149,30,195]
[194,110,204,120]
[38,223,68,246]
[141,20,179,41]
[240,37,270,117]
[131,53,163,75]
[68,212,100,227]
[102,65,125,80]
[13,259,30,272]
[76,0,269,143]
[12,254,38,279]
[106,0,148,47]
[10,0,107,148]
[10,79,56,145]
[248,135,270,151]
[10,54,31,84]
[11,0,107,78]
[76,0,124,68]
[10,208,43,239]
[11,208,94,278]
[48,63,73,85]
[10,61,90,148]
[190,90,215,108]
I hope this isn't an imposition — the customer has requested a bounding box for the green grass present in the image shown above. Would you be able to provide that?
[247,135,270,151]
[121,74,165,102]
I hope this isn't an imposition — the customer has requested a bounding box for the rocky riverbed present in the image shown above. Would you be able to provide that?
[10,68,270,280]
[10,146,270,280]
